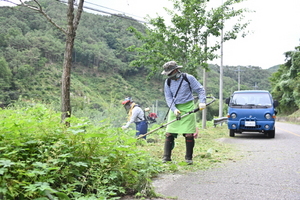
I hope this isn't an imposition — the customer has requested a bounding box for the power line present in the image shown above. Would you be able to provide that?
[84,4,148,24]
[60,0,149,24]
[0,0,18,6]
[1,0,150,24]
[85,1,144,20]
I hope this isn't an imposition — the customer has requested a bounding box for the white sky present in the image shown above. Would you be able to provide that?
[1,0,300,69]
[89,0,300,69]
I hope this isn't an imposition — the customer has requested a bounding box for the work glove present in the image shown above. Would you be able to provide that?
[193,132,198,139]
[193,127,199,139]
[174,109,181,120]
[199,103,206,111]
[174,109,181,116]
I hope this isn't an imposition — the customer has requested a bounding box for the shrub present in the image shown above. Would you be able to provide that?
[0,103,162,199]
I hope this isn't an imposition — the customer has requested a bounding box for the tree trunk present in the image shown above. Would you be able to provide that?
[18,0,84,125]
[61,35,74,124]
[61,0,84,124]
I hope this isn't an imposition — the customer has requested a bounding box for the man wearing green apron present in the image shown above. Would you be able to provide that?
[161,61,206,165]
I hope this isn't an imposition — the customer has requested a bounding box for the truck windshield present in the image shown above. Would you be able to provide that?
[230,92,272,106]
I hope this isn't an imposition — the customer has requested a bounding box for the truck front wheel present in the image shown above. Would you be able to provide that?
[267,129,275,138]
[229,129,235,137]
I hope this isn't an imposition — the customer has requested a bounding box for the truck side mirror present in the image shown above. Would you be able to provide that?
[225,98,230,105]
[273,100,279,108]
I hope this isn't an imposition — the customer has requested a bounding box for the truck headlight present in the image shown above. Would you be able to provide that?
[231,113,237,119]
[265,113,271,119]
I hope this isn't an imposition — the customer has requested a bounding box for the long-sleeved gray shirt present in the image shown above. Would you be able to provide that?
[164,73,206,112]
[123,106,145,128]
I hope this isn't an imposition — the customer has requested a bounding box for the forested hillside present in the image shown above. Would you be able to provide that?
[1,1,300,199]
[0,0,279,124]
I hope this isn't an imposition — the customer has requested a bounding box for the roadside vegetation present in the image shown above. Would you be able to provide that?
[0,0,276,111]
[277,109,300,125]
[0,102,236,199]
[1,0,299,199]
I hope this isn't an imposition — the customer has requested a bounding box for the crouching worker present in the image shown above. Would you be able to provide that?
[161,61,206,165]
[121,97,148,139]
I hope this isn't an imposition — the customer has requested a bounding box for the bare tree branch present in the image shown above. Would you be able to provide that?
[18,0,85,123]
[19,0,67,35]
[73,0,84,32]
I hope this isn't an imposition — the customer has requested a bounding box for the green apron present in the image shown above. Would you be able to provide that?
[166,100,196,134]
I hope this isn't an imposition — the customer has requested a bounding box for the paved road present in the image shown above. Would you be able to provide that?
[152,122,300,200]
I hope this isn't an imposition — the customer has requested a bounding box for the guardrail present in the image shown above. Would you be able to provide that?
[213,117,228,127]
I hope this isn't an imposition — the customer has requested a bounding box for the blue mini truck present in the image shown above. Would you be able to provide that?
[225,90,279,138]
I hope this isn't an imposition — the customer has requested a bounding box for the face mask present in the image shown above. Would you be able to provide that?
[124,104,131,113]
[168,71,182,80]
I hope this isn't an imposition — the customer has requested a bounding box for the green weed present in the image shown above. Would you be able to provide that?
[0,104,163,199]
[0,103,238,199]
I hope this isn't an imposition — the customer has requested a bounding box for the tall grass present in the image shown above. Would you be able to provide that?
[0,101,237,199]
[0,103,163,199]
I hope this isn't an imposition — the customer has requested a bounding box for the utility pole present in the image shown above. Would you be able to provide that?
[218,0,224,117]
[234,66,243,91]
[253,82,258,89]
[202,39,208,129]
[238,66,240,90]
[202,68,207,129]
[219,19,224,117]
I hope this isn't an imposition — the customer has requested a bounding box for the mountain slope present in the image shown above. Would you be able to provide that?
[0,0,276,123]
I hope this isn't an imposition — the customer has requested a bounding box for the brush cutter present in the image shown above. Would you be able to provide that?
[137,96,216,139]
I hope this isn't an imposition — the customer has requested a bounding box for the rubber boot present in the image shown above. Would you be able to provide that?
[185,136,195,165]
[162,134,174,163]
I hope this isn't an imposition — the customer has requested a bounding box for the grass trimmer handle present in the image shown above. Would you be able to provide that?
[191,96,216,113]
[137,96,216,139]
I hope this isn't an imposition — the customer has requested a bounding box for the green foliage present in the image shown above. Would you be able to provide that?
[0,103,163,199]
[0,100,243,199]
[127,0,250,78]
[0,0,274,120]
[0,0,147,105]
[270,46,300,114]
[0,0,278,121]
[0,0,297,197]
[0,57,13,105]
[0,57,12,85]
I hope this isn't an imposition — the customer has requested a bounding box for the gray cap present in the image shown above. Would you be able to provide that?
[161,61,183,75]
